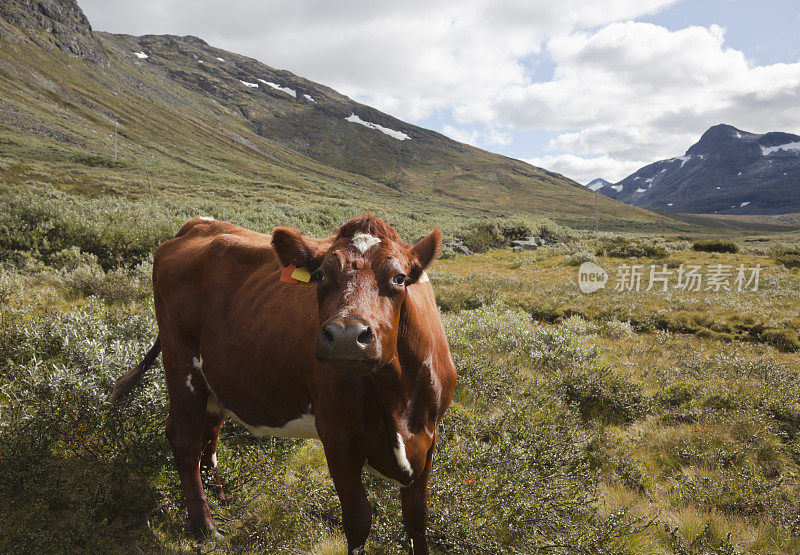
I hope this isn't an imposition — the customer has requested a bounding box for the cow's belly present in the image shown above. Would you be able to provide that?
[224,405,319,439]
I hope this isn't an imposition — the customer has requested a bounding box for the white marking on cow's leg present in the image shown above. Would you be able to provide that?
[351,232,380,253]
[185,373,195,393]
[210,451,217,469]
[192,355,203,370]
[394,433,413,477]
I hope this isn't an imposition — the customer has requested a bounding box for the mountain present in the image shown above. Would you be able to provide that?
[0,0,683,232]
[586,178,612,191]
[597,124,800,215]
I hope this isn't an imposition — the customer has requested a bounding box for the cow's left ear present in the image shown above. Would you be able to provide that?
[271,226,325,270]
[408,228,442,283]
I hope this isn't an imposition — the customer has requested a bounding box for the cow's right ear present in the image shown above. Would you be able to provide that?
[271,227,325,270]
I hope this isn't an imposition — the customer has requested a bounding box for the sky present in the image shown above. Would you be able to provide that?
[80,0,800,184]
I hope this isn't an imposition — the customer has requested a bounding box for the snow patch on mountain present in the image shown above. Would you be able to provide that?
[240,80,258,88]
[258,80,297,97]
[133,51,148,59]
[761,142,800,155]
[345,114,410,141]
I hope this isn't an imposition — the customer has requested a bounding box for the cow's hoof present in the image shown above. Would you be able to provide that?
[189,523,222,542]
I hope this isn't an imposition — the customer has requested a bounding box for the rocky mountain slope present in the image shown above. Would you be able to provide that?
[597,124,800,215]
[0,0,680,231]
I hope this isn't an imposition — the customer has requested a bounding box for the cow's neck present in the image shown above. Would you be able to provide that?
[370,288,439,440]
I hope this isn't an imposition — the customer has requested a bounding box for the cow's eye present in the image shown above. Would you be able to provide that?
[310,270,325,282]
[392,273,406,286]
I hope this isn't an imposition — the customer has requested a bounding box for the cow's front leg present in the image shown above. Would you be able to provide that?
[322,436,371,553]
[400,440,435,554]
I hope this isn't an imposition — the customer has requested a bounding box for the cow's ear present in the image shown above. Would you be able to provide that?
[408,228,442,283]
[271,226,324,270]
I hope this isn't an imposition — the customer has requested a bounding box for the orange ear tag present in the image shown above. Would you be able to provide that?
[280,264,300,284]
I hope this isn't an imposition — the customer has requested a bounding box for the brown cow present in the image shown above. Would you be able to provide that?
[109,215,457,553]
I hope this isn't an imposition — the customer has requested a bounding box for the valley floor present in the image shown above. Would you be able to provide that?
[1,225,799,553]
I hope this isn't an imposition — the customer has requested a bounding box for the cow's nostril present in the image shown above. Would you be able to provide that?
[357,326,373,345]
[322,326,335,344]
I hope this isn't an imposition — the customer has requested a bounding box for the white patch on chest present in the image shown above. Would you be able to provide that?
[225,408,319,439]
[351,233,381,253]
[192,356,203,370]
[185,373,195,393]
[394,433,413,477]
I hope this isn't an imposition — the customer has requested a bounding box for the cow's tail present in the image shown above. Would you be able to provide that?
[107,338,162,405]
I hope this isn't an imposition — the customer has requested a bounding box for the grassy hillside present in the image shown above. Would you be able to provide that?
[0,1,694,234]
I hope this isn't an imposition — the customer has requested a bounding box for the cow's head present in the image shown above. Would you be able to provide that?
[272,216,441,372]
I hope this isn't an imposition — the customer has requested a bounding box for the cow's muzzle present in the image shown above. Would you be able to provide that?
[315,316,378,363]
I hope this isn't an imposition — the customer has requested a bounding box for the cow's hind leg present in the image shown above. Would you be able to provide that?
[200,413,227,506]
[163,343,218,539]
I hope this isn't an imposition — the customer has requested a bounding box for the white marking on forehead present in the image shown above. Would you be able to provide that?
[185,373,195,393]
[198,216,215,221]
[394,433,413,477]
[351,232,381,253]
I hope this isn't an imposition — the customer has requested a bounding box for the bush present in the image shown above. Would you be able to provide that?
[773,247,800,268]
[760,328,800,353]
[59,254,152,303]
[693,239,740,253]
[72,153,129,169]
[457,221,507,253]
[566,245,597,266]
[596,236,668,259]
[456,216,565,253]
[776,253,800,268]
[597,320,634,339]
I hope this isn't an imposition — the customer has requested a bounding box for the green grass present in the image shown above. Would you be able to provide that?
[2,223,800,552]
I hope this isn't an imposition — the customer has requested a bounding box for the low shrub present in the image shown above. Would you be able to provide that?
[773,247,800,268]
[759,328,800,353]
[693,239,740,253]
[565,244,597,266]
[72,153,129,169]
[456,216,565,253]
[596,236,668,259]
[457,221,507,253]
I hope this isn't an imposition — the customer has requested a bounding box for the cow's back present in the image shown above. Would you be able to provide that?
[153,217,276,345]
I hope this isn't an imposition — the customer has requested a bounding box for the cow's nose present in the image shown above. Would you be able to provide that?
[316,317,376,361]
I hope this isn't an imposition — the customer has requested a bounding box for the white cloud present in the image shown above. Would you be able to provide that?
[442,125,513,147]
[81,0,679,122]
[500,22,800,179]
[524,154,644,184]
